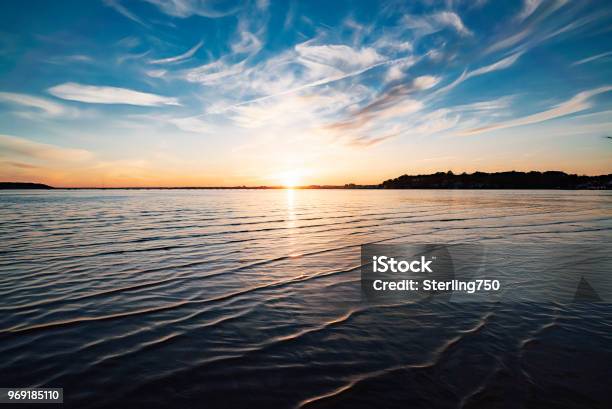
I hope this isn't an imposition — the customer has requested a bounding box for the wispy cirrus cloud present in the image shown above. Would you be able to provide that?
[431,52,523,98]
[572,51,612,66]
[143,0,243,18]
[319,75,437,144]
[184,58,247,86]
[145,69,167,78]
[451,96,515,112]
[231,30,263,55]
[117,50,151,65]
[45,54,93,65]
[190,41,410,112]
[0,134,93,162]
[47,83,180,106]
[402,11,472,37]
[462,86,612,135]
[295,43,384,74]
[149,40,203,64]
[468,52,524,78]
[180,10,267,87]
[104,0,149,27]
[485,0,598,55]
[516,0,544,21]
[0,92,67,116]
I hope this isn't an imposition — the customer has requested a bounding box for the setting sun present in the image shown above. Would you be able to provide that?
[282,175,300,188]
[275,170,307,188]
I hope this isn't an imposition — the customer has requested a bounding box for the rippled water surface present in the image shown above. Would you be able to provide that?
[1,189,611,408]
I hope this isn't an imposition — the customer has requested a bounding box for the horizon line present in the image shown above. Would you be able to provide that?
[2,170,612,190]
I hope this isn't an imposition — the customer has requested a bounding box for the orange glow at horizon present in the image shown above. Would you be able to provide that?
[2,129,612,188]
[274,169,307,188]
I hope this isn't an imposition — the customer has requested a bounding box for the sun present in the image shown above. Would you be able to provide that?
[276,170,305,188]
[282,174,300,188]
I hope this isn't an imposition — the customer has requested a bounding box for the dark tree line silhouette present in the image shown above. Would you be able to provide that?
[380,171,612,189]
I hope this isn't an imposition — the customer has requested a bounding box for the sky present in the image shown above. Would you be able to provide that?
[0,0,611,187]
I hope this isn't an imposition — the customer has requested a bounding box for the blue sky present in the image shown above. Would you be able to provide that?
[0,0,611,186]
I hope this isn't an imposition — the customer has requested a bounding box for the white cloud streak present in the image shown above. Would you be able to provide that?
[462,86,612,135]
[572,51,612,66]
[48,83,180,106]
[143,0,242,18]
[295,43,384,73]
[413,75,440,90]
[226,55,408,110]
[433,11,472,36]
[517,0,543,21]
[467,52,523,78]
[0,92,67,116]
[104,0,148,27]
[149,40,203,64]
[431,52,522,99]
[403,11,472,37]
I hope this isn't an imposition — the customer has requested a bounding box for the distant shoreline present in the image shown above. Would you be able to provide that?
[2,171,611,190]
[3,187,612,190]
[3,187,611,190]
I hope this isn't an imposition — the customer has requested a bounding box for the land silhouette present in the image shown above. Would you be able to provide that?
[0,182,53,189]
[378,171,612,189]
[1,171,611,190]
